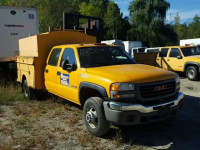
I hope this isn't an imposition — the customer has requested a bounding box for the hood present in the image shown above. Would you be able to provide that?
[86,64,177,83]
[185,55,200,62]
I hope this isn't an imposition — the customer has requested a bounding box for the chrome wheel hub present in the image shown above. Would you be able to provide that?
[188,69,195,79]
[23,83,29,98]
[86,107,98,129]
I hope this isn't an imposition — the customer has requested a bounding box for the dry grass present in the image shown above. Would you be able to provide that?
[0,84,25,105]
[0,84,147,150]
[0,107,4,115]
[0,84,117,149]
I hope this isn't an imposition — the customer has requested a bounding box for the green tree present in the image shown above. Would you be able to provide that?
[174,13,180,26]
[79,0,106,18]
[79,0,129,40]
[104,1,122,39]
[129,0,171,47]
[118,16,131,40]
[173,13,188,43]
[188,15,200,38]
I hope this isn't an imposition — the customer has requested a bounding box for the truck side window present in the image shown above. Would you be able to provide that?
[48,48,61,66]
[169,48,181,57]
[60,48,76,66]
[159,48,169,57]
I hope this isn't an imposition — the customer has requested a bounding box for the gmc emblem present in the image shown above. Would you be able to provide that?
[154,85,168,92]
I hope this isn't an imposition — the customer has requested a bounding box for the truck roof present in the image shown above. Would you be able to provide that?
[160,46,196,49]
[53,43,117,48]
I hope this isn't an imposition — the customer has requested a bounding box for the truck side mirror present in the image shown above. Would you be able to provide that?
[62,60,77,72]
[176,55,182,59]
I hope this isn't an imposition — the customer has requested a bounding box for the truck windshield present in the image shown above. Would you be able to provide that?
[181,47,200,56]
[78,46,136,68]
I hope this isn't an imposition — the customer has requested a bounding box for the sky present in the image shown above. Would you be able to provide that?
[114,0,200,23]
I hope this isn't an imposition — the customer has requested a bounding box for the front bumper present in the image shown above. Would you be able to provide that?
[103,92,184,125]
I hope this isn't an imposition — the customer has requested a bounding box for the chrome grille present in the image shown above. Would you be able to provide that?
[140,81,176,98]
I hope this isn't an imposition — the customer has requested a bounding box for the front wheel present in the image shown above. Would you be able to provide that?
[186,66,200,81]
[22,79,35,100]
[83,97,109,137]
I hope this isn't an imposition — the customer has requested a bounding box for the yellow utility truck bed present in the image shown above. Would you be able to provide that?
[17,30,96,89]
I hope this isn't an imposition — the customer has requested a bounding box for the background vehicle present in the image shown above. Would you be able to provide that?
[157,46,200,80]
[123,41,142,55]
[180,38,200,54]
[145,47,160,53]
[180,38,200,47]
[131,47,147,57]
[101,40,144,57]
[101,40,125,49]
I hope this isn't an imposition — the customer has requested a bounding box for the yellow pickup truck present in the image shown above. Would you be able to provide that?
[156,46,200,81]
[17,31,184,137]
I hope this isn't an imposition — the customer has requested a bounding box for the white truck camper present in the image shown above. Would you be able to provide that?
[180,38,200,46]
[123,41,142,55]
[0,6,39,60]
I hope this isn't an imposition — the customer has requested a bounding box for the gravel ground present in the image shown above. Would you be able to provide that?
[0,77,200,150]
[118,77,200,150]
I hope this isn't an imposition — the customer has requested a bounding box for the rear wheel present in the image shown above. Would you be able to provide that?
[83,97,109,137]
[22,79,35,100]
[186,66,200,81]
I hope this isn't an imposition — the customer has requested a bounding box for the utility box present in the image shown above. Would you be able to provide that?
[0,6,39,61]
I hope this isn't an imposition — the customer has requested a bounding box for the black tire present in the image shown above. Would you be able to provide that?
[83,97,110,137]
[22,79,35,100]
[186,66,200,81]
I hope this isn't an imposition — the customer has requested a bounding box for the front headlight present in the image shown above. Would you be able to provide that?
[110,83,135,99]
[110,83,135,91]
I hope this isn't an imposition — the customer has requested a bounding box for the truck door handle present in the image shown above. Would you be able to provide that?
[57,71,61,76]
[167,59,170,61]
[45,69,48,73]
[156,59,159,60]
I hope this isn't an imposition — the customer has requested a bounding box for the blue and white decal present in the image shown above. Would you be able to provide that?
[61,74,69,86]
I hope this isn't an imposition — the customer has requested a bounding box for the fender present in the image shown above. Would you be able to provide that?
[79,82,108,99]
[184,62,200,72]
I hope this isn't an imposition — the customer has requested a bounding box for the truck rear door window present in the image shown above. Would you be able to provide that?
[48,48,61,66]
[169,48,181,57]
[159,48,169,57]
